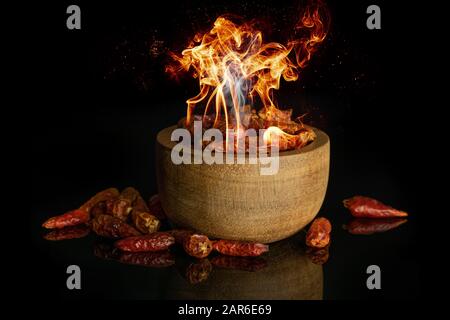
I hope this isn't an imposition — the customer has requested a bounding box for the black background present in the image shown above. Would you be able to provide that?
[30,0,420,300]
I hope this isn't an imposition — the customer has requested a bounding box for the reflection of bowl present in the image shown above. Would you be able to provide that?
[162,234,323,300]
[156,125,330,243]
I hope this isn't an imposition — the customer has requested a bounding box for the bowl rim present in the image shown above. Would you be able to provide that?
[156,125,329,158]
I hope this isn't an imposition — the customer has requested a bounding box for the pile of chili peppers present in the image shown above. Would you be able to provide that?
[41,188,409,280]
[42,187,272,282]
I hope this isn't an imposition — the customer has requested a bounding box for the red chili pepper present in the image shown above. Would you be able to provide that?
[42,209,90,229]
[211,255,268,272]
[170,229,213,258]
[148,194,167,220]
[114,232,175,252]
[43,225,90,241]
[212,240,269,257]
[343,196,408,218]
[79,187,120,214]
[131,211,160,234]
[343,218,407,235]
[305,217,332,249]
[91,214,141,238]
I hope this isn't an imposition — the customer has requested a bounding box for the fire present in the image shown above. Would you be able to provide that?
[166,0,330,151]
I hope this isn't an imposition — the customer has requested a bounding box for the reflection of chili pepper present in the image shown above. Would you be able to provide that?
[343,196,408,218]
[93,242,120,260]
[148,194,166,220]
[43,225,90,241]
[170,229,213,258]
[212,240,269,257]
[306,217,331,249]
[114,232,175,252]
[79,188,120,214]
[306,245,330,265]
[118,251,175,268]
[211,255,267,272]
[185,259,212,284]
[343,218,407,235]
[42,209,90,229]
[91,214,141,238]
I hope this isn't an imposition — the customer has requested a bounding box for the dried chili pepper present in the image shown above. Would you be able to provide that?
[110,187,139,221]
[91,201,108,218]
[43,225,90,241]
[91,214,141,238]
[134,192,150,212]
[170,229,213,259]
[343,218,407,235]
[306,245,330,265]
[212,240,269,257]
[111,199,133,220]
[120,187,140,203]
[118,251,175,268]
[305,217,331,249]
[131,211,160,234]
[42,209,90,229]
[79,187,119,214]
[211,255,268,272]
[185,259,212,284]
[343,196,408,218]
[114,232,175,252]
[148,194,166,220]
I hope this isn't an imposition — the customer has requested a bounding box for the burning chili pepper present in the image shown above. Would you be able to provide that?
[343,196,408,218]
[42,209,90,229]
[118,251,175,268]
[43,225,90,241]
[170,229,213,258]
[306,245,330,265]
[212,239,269,257]
[114,232,175,252]
[131,211,160,234]
[343,218,407,235]
[305,217,331,249]
[79,187,120,214]
[91,214,141,238]
[211,255,268,272]
[184,259,213,284]
[148,194,167,220]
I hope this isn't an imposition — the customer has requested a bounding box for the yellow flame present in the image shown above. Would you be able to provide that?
[167,0,329,151]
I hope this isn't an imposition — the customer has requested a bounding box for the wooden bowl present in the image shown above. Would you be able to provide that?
[156,125,330,243]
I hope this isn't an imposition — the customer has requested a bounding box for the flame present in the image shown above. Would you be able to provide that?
[166,0,330,151]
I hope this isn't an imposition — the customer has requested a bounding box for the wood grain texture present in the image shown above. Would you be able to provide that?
[156,125,330,243]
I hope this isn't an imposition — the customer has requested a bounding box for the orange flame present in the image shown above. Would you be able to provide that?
[166,0,330,151]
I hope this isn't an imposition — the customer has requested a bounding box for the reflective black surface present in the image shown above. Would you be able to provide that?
[30,0,420,299]
[30,102,419,299]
